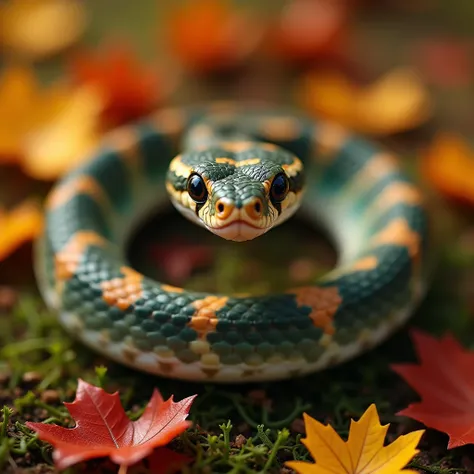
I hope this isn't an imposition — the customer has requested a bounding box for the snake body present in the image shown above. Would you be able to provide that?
[36,102,431,382]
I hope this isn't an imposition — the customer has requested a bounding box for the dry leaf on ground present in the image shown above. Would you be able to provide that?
[26,379,196,471]
[393,329,474,449]
[286,404,424,473]
[298,68,432,135]
[0,200,43,262]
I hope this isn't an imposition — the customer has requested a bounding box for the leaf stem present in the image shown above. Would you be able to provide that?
[118,464,128,474]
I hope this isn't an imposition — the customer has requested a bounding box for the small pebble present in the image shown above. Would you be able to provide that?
[0,286,17,312]
[41,389,60,403]
[233,434,247,448]
[22,371,42,384]
[290,417,306,434]
[0,371,10,385]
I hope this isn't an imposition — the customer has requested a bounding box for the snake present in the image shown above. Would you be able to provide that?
[35,101,431,383]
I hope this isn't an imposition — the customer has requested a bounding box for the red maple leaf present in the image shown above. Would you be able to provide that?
[70,44,164,126]
[26,379,196,470]
[392,329,474,448]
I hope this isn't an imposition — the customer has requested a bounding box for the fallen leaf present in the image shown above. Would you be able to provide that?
[421,132,474,206]
[22,85,104,180]
[0,66,63,163]
[286,404,424,473]
[149,241,214,285]
[26,379,196,471]
[392,330,474,449]
[0,200,43,262]
[298,68,432,135]
[165,0,264,74]
[70,44,165,126]
[0,0,87,61]
[268,0,351,64]
[147,447,193,474]
[0,65,102,171]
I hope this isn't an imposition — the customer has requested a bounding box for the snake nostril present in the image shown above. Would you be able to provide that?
[244,198,263,220]
[216,199,233,219]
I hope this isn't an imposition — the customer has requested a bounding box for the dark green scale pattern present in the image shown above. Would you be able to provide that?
[80,148,132,214]
[37,103,432,381]
[60,246,125,324]
[205,295,324,365]
[135,122,175,181]
[125,282,202,362]
[322,245,413,344]
[47,195,110,252]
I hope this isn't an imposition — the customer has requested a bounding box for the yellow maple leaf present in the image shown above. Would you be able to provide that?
[286,404,424,474]
[22,85,104,180]
[298,68,432,136]
[0,200,44,262]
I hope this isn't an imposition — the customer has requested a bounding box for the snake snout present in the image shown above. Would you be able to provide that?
[215,198,234,220]
[242,197,263,220]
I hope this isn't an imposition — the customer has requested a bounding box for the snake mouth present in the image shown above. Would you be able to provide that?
[207,220,268,242]
[213,220,262,230]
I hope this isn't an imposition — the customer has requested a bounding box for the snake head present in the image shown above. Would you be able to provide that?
[166,141,305,242]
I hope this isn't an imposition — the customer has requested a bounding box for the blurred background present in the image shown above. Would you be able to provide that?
[1,0,474,293]
[1,2,474,473]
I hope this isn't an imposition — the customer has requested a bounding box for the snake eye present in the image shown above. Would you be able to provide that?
[270,173,289,203]
[187,173,208,203]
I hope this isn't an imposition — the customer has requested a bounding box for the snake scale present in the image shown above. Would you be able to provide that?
[35,101,431,383]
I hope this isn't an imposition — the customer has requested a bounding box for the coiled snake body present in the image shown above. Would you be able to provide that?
[36,102,430,382]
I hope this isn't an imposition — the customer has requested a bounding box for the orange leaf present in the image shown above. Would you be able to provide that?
[0,65,100,168]
[421,132,474,206]
[26,379,196,470]
[392,330,474,448]
[0,200,43,262]
[0,0,87,61]
[70,44,164,126]
[166,0,264,74]
[21,85,104,181]
[298,68,432,135]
